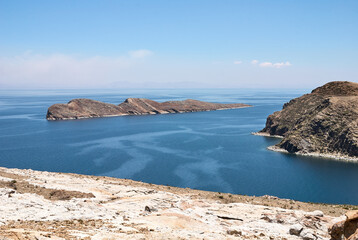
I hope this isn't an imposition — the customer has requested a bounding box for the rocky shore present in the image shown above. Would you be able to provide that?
[0,167,357,239]
[258,81,358,161]
[252,132,284,139]
[267,146,358,163]
[46,98,251,120]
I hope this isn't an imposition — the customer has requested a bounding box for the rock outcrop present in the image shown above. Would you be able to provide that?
[46,98,250,120]
[329,210,358,240]
[0,167,348,239]
[259,81,358,160]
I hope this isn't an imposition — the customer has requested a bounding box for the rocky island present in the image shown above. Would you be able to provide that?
[258,81,358,161]
[46,98,251,120]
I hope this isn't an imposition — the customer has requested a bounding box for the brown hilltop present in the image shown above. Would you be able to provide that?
[311,81,358,96]
[259,81,358,160]
[46,99,122,120]
[46,98,250,120]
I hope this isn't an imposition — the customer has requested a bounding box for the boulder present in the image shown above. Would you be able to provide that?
[300,229,317,240]
[347,211,358,221]
[329,211,358,240]
[289,223,303,236]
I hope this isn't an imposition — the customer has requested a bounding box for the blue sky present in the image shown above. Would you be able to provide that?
[0,0,357,89]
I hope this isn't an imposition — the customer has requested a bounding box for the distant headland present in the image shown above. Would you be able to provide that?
[257,81,358,161]
[46,98,251,120]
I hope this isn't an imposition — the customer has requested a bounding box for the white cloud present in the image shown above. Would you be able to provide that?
[0,51,316,89]
[259,62,273,67]
[259,61,291,68]
[128,49,153,59]
[0,50,154,88]
[251,60,259,65]
[233,60,242,64]
[273,62,291,68]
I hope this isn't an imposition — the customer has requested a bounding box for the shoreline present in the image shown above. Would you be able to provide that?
[267,145,358,163]
[1,166,356,214]
[251,131,284,138]
[253,132,358,163]
[47,106,251,121]
[0,166,355,239]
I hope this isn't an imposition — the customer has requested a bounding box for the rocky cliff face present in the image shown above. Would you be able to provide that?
[47,98,250,120]
[259,81,358,159]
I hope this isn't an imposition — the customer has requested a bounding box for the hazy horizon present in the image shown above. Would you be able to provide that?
[1,0,357,89]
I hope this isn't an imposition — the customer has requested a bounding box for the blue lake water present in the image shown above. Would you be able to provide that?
[0,89,358,205]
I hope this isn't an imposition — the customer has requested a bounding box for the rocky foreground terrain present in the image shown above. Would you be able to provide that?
[46,98,250,120]
[0,167,357,239]
[258,81,358,161]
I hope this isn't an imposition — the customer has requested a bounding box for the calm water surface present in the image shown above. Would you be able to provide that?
[1,89,358,205]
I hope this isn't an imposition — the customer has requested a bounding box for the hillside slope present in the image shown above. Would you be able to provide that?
[259,81,358,160]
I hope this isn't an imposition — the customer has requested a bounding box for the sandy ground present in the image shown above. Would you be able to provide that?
[0,167,356,240]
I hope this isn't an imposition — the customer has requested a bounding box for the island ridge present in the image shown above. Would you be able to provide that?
[47,98,251,120]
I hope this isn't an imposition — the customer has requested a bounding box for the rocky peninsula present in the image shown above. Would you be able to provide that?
[1,166,357,239]
[46,98,250,120]
[258,81,358,161]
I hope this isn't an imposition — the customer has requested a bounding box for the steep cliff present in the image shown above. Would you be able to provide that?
[47,98,250,120]
[259,81,358,159]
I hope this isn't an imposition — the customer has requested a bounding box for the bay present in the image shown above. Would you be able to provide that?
[0,88,357,205]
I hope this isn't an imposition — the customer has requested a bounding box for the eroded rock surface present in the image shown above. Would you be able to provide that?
[0,167,348,240]
[259,81,358,160]
[46,98,250,120]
